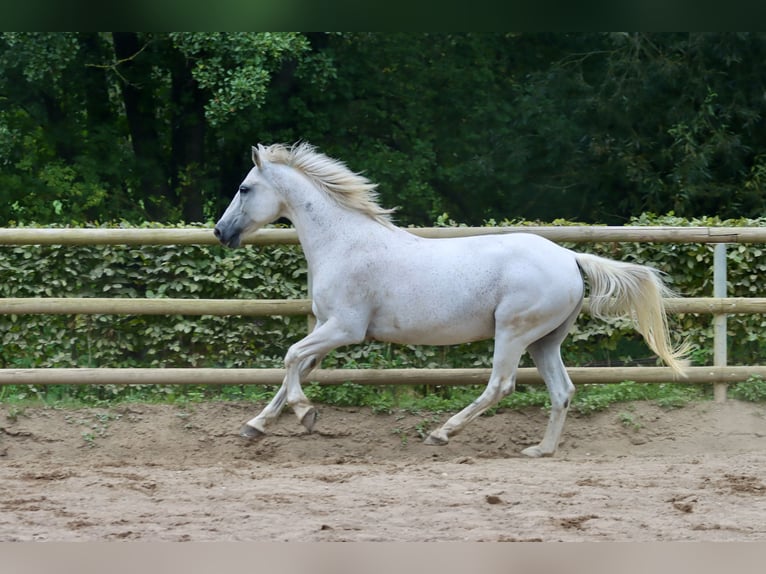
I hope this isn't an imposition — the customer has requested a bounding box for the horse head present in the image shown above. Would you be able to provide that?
[214,144,284,248]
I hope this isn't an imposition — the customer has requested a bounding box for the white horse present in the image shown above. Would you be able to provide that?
[214,142,687,457]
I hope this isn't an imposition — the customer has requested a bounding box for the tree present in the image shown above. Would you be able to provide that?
[0,32,316,224]
[3,33,766,226]
[0,33,124,223]
[506,32,766,223]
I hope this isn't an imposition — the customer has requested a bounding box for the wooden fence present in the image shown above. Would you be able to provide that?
[3,226,766,400]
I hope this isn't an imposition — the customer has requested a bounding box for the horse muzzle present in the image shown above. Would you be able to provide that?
[213,225,242,248]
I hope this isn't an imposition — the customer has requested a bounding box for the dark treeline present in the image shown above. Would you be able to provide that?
[2,32,766,226]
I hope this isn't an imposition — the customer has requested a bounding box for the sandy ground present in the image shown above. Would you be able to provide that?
[1,398,765,542]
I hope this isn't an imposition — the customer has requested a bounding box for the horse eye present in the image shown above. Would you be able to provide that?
[239,185,252,195]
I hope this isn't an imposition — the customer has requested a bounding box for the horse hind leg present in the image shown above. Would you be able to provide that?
[521,309,580,457]
[424,332,525,446]
[521,340,574,457]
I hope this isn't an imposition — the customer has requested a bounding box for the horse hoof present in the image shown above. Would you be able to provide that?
[300,407,318,433]
[521,445,551,458]
[240,424,265,439]
[424,432,448,446]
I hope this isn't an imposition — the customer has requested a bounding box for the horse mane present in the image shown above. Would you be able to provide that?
[262,142,396,225]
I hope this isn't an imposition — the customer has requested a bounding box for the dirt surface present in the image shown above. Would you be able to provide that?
[1,398,765,541]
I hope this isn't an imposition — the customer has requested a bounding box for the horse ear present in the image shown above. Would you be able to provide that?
[251,145,262,169]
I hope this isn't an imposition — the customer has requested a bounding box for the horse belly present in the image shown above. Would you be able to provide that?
[366,298,497,346]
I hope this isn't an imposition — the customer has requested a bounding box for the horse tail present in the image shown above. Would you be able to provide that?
[574,252,689,377]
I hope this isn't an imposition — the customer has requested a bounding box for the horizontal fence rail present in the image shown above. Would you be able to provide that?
[3,225,766,246]
[2,366,765,386]
[2,226,765,391]
[1,297,766,316]
[0,297,313,316]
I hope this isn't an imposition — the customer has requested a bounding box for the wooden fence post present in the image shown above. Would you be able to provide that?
[713,243,728,402]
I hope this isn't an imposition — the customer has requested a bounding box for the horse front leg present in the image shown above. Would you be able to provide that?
[240,349,325,438]
[283,351,323,432]
[240,318,364,438]
[240,384,287,438]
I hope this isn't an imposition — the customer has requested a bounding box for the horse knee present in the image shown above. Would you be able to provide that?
[499,377,516,397]
[284,347,299,369]
[475,379,512,408]
[284,349,318,373]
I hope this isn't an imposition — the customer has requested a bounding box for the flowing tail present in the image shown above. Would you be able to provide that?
[574,252,689,377]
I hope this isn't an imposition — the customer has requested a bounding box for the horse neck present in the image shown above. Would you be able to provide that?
[276,167,397,265]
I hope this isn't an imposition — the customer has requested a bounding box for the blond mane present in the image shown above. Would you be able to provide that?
[261,142,396,225]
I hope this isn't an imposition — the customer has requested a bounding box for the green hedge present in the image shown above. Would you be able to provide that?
[0,223,308,372]
[1,215,765,400]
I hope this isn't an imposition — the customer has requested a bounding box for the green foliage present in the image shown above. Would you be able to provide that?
[5,33,766,227]
[0,32,320,225]
[169,32,311,128]
[570,382,706,415]
[0,222,308,401]
[0,33,144,224]
[304,382,391,409]
[730,376,766,402]
[287,33,766,226]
